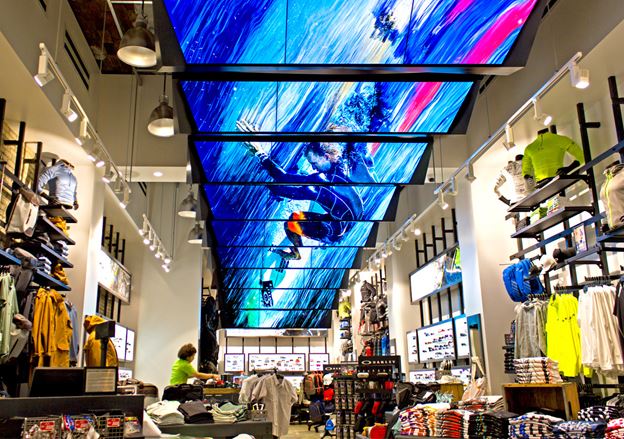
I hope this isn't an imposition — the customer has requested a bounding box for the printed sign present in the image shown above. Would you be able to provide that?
[248,353,306,372]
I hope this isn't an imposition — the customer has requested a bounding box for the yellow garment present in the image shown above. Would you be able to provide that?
[52,264,69,285]
[545,294,581,377]
[50,290,72,367]
[83,315,119,367]
[31,288,72,367]
[49,216,69,236]
[338,300,352,319]
[522,133,585,182]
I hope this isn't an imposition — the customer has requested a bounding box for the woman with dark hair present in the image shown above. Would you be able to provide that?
[169,343,220,385]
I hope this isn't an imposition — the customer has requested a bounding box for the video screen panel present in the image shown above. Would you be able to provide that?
[181,80,473,134]
[221,308,333,329]
[223,287,337,310]
[164,0,540,65]
[222,267,346,290]
[195,142,429,185]
[217,246,360,269]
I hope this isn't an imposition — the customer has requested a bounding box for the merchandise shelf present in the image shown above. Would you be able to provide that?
[511,206,593,239]
[40,205,77,223]
[508,176,586,213]
[36,216,76,245]
[21,241,73,268]
[32,269,71,291]
[547,245,602,273]
[0,247,21,266]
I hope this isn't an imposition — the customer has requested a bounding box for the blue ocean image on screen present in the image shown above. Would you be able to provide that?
[224,268,344,290]
[182,80,473,133]
[221,309,334,329]
[163,0,539,65]
[196,142,428,184]
[225,288,337,310]
[217,247,360,269]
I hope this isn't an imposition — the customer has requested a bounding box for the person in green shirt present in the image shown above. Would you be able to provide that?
[170,343,219,385]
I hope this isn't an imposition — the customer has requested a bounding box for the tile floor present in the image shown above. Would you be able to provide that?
[284,423,331,439]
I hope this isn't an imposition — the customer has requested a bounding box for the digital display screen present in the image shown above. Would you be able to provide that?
[224,354,246,372]
[164,0,539,65]
[217,246,360,269]
[196,142,429,185]
[410,246,462,302]
[224,309,333,329]
[182,80,473,134]
[417,319,456,363]
[248,353,306,371]
[223,268,347,290]
[223,288,337,310]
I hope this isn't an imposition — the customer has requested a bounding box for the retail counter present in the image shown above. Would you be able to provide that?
[159,420,273,439]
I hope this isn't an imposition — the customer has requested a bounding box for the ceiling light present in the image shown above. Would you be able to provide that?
[154,246,162,259]
[188,222,204,244]
[532,99,553,126]
[120,187,130,208]
[399,230,409,243]
[113,177,124,194]
[368,261,374,273]
[61,90,78,122]
[413,227,422,236]
[380,247,388,259]
[503,124,516,150]
[153,171,163,177]
[392,239,402,252]
[438,191,449,210]
[570,62,590,89]
[148,96,174,137]
[117,14,157,68]
[34,51,54,87]
[84,142,98,163]
[162,263,171,273]
[74,137,83,146]
[102,162,115,183]
[178,187,197,218]
[149,240,157,251]
[466,163,476,182]
[143,230,152,245]
[163,256,172,265]
[95,157,105,168]
[355,272,361,282]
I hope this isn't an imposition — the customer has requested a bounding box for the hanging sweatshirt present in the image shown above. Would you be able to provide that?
[522,133,585,182]
[0,275,19,358]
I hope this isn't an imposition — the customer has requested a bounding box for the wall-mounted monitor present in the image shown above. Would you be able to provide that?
[451,366,471,385]
[454,315,470,359]
[409,369,436,384]
[224,354,246,373]
[417,319,455,363]
[309,353,330,371]
[410,246,462,303]
[248,353,306,372]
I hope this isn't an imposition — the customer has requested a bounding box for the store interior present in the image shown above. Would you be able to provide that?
[3,0,624,438]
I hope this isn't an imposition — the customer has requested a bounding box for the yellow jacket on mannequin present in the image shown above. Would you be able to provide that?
[31,288,72,367]
[83,315,118,367]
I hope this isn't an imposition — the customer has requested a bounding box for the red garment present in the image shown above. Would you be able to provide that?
[323,388,334,401]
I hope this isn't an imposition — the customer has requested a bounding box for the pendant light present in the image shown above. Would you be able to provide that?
[117,0,157,68]
[188,222,204,244]
[177,186,197,218]
[147,74,175,137]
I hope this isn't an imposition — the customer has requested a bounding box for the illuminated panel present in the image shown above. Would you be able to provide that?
[181,81,473,133]
[217,246,360,269]
[220,308,333,329]
[195,142,429,185]
[163,0,539,65]
[223,288,337,310]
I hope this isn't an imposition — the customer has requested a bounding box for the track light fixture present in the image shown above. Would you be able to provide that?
[95,156,106,168]
[399,229,409,243]
[570,62,590,89]
[34,51,54,87]
[162,263,171,273]
[465,163,476,182]
[117,1,157,68]
[448,177,457,196]
[503,124,516,150]
[143,230,152,246]
[178,187,197,218]
[392,238,402,252]
[139,218,148,237]
[102,162,115,183]
[149,240,157,251]
[148,74,175,137]
[163,256,172,265]
[532,99,553,126]
[61,90,78,122]
[413,226,422,236]
[438,191,449,210]
[188,222,204,244]
[120,187,130,208]
[154,246,162,260]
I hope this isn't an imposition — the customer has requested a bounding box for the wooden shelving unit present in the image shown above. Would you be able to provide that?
[503,383,580,420]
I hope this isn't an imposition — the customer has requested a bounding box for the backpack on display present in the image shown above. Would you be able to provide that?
[502,259,544,302]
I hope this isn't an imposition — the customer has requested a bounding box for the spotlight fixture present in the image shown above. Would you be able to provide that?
[413,226,422,236]
[163,256,172,265]
[153,171,163,177]
[355,272,361,283]
[532,99,553,126]
[188,222,204,244]
[466,163,476,182]
[438,191,449,210]
[392,238,403,252]
[368,261,374,273]
[399,229,409,243]
[178,187,197,218]
[120,187,130,208]
[34,51,54,87]
[113,176,124,194]
[117,3,157,68]
[84,142,98,163]
[448,177,458,196]
[61,90,78,122]
[102,162,115,183]
[162,263,171,273]
[143,230,152,246]
[380,246,388,259]
[147,75,175,137]
[139,220,148,237]
[95,156,106,168]
[154,246,162,260]
[570,62,590,89]
[503,124,516,150]
[149,240,157,251]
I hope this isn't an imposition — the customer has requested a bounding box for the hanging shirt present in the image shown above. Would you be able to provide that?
[545,294,581,377]
[514,299,548,359]
[239,374,263,403]
[0,275,18,357]
[252,374,297,437]
[521,133,585,182]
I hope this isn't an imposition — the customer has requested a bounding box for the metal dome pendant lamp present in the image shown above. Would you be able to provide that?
[148,74,175,137]
[117,0,157,68]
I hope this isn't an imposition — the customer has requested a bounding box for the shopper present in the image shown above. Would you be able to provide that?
[170,343,219,385]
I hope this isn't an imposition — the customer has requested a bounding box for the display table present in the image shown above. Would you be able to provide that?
[203,387,241,402]
[502,383,580,420]
[159,420,273,439]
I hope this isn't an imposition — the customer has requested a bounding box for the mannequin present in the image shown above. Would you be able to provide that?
[522,133,584,184]
[494,154,535,205]
[36,159,79,209]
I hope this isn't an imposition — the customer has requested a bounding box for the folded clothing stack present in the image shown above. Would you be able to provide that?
[579,406,624,423]
[606,418,624,438]
[146,400,185,426]
[552,420,606,438]
[508,412,564,438]
[433,409,469,438]
[178,401,214,424]
[458,396,505,412]
[468,410,517,439]
[56,241,69,258]
[210,402,247,423]
[38,256,52,274]
[398,406,440,436]
[513,357,563,384]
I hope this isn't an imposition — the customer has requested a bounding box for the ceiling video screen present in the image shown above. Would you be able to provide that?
[221,308,334,329]
[182,80,473,133]
[223,288,337,311]
[195,142,429,185]
[217,246,360,269]
[223,268,347,290]
[163,0,539,65]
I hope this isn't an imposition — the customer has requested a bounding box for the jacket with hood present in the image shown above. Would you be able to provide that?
[36,161,78,206]
[83,315,119,367]
[31,288,72,367]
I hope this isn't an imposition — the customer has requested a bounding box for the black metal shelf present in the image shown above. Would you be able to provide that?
[511,206,593,239]
[508,176,586,213]
[32,269,71,291]
[40,205,77,223]
[36,216,75,245]
[543,245,602,275]
[21,241,73,268]
[0,247,21,266]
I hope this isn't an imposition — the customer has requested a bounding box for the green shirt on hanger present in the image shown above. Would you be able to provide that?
[521,133,585,182]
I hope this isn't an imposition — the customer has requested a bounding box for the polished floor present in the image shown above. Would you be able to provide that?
[284,423,332,439]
